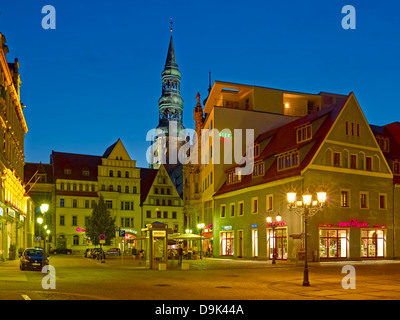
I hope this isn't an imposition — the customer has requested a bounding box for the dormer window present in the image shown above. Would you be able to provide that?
[227,169,242,184]
[394,161,400,175]
[376,136,390,153]
[296,124,312,143]
[82,170,90,176]
[252,160,265,177]
[248,144,260,159]
[277,150,299,171]
[64,169,71,175]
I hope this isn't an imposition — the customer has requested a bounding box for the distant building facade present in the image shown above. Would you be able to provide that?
[24,140,183,253]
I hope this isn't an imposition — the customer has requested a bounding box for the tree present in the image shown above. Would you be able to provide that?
[85,195,116,246]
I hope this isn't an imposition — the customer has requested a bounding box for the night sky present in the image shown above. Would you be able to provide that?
[0,0,399,168]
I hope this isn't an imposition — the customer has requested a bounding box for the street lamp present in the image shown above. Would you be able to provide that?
[266,213,281,264]
[197,223,205,259]
[40,204,49,260]
[287,188,326,286]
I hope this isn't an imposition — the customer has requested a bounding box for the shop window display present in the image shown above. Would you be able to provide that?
[267,228,288,260]
[361,229,385,258]
[220,232,234,256]
[319,229,348,259]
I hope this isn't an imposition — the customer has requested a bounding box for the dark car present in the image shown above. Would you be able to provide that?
[52,248,72,255]
[20,248,49,271]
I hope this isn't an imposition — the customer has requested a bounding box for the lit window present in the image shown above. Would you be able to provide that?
[340,190,349,208]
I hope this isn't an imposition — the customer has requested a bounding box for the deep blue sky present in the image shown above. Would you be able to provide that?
[0,0,399,168]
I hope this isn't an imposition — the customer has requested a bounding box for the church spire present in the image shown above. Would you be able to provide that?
[157,20,184,134]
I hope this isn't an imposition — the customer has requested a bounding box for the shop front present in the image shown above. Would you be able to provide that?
[220,226,234,256]
[266,221,288,261]
[318,220,387,260]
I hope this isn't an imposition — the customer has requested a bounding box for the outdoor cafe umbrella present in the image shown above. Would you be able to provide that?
[169,233,206,241]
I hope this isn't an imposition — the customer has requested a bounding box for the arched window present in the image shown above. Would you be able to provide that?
[109,170,114,177]
[125,171,129,178]
[133,186,137,194]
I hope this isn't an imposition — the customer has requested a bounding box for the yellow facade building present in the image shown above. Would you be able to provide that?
[0,32,33,260]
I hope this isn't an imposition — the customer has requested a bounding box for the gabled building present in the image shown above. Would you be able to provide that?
[50,139,141,252]
[24,139,184,254]
[140,164,184,235]
[212,92,395,261]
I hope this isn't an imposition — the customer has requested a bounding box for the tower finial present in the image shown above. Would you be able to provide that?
[170,17,173,34]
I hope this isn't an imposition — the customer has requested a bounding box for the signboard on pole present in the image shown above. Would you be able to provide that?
[99,234,105,244]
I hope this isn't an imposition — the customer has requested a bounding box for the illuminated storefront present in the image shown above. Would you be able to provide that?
[319,228,349,259]
[220,228,234,256]
[267,224,288,261]
[361,228,386,258]
[318,221,387,260]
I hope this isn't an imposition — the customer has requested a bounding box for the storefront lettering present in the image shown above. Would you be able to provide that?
[338,219,368,228]
[266,221,286,227]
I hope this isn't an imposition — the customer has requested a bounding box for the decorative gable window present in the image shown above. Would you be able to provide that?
[277,150,299,171]
[296,124,312,143]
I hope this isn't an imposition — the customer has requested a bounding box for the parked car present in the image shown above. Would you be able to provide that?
[20,248,49,271]
[106,248,121,256]
[52,248,72,255]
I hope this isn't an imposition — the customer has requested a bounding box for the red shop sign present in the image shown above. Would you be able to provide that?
[338,219,368,228]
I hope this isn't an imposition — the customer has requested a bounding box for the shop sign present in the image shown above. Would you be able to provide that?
[266,221,286,227]
[338,219,368,228]
[222,225,232,231]
[76,227,86,232]
[153,230,166,237]
[319,223,335,227]
[252,224,258,228]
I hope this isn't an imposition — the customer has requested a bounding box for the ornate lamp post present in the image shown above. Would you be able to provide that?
[287,188,326,286]
[266,213,281,264]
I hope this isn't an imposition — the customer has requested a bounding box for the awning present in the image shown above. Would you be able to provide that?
[169,233,206,241]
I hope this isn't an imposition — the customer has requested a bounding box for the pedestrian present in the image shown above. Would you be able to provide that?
[177,245,183,266]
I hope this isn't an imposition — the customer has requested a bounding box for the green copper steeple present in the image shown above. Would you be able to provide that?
[157,34,184,135]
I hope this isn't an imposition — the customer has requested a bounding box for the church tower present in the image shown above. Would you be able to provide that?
[152,21,185,168]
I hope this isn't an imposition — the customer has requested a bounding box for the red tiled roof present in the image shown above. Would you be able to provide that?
[215,96,349,196]
[50,151,102,181]
[371,121,400,184]
[24,162,54,184]
[140,167,158,204]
